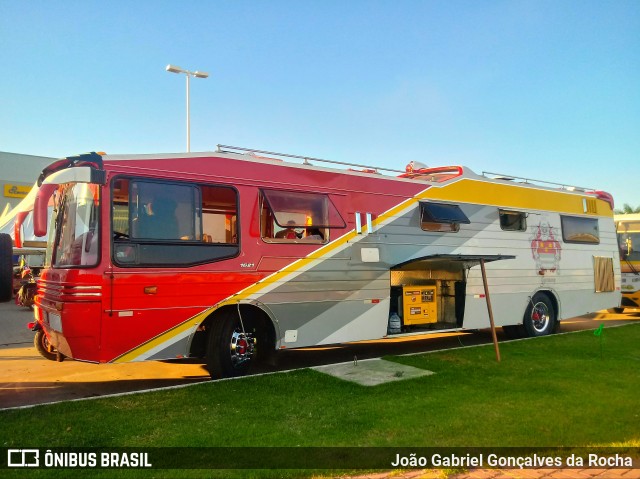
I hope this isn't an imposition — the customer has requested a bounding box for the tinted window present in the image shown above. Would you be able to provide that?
[421,203,470,224]
[420,202,469,233]
[260,189,345,243]
[561,216,599,244]
[112,178,238,266]
[499,209,527,231]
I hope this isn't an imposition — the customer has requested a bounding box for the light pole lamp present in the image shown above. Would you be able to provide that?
[166,64,209,152]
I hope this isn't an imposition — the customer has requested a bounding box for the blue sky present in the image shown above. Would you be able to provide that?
[1,0,639,208]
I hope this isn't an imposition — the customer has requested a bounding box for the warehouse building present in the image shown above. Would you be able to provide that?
[0,152,54,218]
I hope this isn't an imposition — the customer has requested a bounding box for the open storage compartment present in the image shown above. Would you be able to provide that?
[389,254,514,334]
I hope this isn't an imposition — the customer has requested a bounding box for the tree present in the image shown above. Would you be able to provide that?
[614,203,640,214]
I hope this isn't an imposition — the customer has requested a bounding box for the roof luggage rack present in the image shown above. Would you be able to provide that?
[482,171,594,192]
[216,144,405,174]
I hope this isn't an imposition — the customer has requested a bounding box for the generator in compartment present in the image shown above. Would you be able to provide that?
[390,257,467,332]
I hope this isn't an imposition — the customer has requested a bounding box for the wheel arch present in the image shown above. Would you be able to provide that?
[522,288,560,337]
[188,302,279,359]
[534,288,560,321]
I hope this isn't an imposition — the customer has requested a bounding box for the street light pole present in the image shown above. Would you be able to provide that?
[186,73,190,152]
[166,64,209,152]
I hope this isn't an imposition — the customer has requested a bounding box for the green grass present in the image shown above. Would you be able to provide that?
[2,323,639,477]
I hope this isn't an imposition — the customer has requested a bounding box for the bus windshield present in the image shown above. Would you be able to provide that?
[617,221,640,262]
[52,183,100,267]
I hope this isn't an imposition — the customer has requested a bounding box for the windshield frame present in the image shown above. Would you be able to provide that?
[51,182,101,268]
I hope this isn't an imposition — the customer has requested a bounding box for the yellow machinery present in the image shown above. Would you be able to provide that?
[402,285,437,325]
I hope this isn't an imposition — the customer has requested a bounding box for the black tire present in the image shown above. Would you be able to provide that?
[206,310,260,379]
[607,307,625,314]
[523,293,556,337]
[34,329,58,361]
[0,233,13,303]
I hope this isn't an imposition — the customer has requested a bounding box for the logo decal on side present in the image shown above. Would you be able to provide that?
[530,221,562,275]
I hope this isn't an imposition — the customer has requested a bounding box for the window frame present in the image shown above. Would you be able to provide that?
[259,189,345,244]
[51,182,101,269]
[419,202,470,233]
[560,215,600,244]
[111,176,240,267]
[129,180,201,241]
[499,209,527,232]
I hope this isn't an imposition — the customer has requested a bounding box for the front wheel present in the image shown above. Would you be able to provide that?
[34,329,58,361]
[523,293,556,337]
[206,311,259,379]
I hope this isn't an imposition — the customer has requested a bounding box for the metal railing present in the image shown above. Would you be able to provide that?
[482,171,594,192]
[216,144,405,174]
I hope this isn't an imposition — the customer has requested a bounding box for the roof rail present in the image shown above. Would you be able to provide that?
[482,171,594,193]
[216,144,405,174]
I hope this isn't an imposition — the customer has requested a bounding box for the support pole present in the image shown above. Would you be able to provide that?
[186,74,191,152]
[480,258,501,362]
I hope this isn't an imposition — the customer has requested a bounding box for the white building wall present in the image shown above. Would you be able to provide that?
[0,152,54,217]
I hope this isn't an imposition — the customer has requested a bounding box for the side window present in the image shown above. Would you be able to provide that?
[112,178,239,266]
[499,209,527,231]
[260,189,345,243]
[202,186,238,244]
[130,181,197,240]
[561,216,600,244]
[420,202,470,233]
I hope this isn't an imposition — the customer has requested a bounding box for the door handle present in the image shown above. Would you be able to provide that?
[144,286,158,295]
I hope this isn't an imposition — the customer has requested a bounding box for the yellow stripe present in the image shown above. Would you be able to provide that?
[418,178,612,216]
[113,318,203,363]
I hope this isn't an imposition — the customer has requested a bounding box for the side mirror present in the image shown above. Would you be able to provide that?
[13,211,29,248]
[34,184,58,237]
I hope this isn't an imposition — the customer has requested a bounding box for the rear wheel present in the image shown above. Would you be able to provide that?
[206,310,259,379]
[523,293,556,337]
[34,329,58,361]
[0,233,13,302]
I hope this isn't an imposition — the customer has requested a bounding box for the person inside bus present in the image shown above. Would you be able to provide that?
[275,220,299,239]
[303,228,324,241]
[136,197,179,240]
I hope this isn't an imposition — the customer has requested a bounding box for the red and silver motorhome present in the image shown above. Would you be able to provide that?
[31,146,621,378]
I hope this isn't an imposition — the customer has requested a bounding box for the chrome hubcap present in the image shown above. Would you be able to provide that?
[230,329,255,369]
[531,302,550,332]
